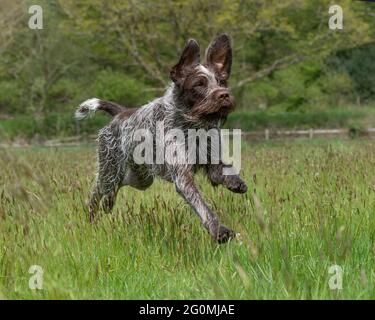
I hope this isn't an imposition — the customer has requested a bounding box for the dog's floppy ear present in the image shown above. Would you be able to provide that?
[205,33,232,82]
[170,39,200,85]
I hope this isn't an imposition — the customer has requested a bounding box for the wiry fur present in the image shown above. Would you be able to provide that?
[76,34,247,243]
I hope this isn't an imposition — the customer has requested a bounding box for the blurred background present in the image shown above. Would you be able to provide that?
[0,0,375,142]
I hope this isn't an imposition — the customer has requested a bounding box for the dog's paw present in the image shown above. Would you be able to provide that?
[215,225,236,244]
[227,179,248,194]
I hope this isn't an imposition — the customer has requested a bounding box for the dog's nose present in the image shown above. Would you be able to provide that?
[218,92,229,101]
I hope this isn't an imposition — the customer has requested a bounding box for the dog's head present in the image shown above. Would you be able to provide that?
[170,34,234,122]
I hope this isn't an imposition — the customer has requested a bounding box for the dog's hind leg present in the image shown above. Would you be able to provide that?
[88,182,102,223]
[89,129,125,221]
[101,186,120,213]
[88,178,122,222]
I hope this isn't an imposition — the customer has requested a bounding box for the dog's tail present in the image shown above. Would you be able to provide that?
[75,98,126,120]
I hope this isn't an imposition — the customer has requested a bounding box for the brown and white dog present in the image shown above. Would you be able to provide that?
[75,34,247,243]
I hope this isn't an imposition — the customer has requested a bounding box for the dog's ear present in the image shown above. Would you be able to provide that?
[170,39,200,85]
[205,34,232,82]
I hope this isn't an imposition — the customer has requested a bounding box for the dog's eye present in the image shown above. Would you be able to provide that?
[218,79,227,87]
[194,80,205,88]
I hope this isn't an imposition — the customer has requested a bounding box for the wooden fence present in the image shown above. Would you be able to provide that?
[241,128,373,141]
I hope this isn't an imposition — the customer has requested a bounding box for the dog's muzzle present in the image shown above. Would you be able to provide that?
[214,89,235,115]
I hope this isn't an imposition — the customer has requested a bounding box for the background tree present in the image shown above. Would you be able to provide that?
[0,0,374,137]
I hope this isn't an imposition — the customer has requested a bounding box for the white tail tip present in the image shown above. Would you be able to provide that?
[75,98,100,120]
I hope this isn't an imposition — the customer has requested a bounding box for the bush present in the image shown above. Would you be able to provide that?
[49,79,82,105]
[0,81,24,114]
[0,112,110,140]
[92,69,154,107]
[225,108,367,131]
[0,108,370,141]
[328,43,375,104]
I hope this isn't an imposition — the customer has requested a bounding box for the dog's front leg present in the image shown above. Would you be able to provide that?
[173,168,235,243]
[207,163,247,194]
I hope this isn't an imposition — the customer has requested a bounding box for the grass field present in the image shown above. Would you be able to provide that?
[1,139,375,299]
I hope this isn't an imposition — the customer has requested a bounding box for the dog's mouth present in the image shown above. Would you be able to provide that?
[185,97,235,122]
[207,105,234,121]
[217,101,235,116]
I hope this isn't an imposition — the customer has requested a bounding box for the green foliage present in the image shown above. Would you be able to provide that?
[328,43,375,104]
[1,107,370,141]
[226,108,367,131]
[1,0,375,139]
[93,70,153,106]
[236,56,366,111]
[49,79,81,104]
[0,112,109,140]
[0,81,23,114]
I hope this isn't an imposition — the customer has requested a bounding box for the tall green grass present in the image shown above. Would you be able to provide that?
[0,140,375,299]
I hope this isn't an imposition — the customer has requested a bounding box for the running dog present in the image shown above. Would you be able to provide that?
[75,34,247,243]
